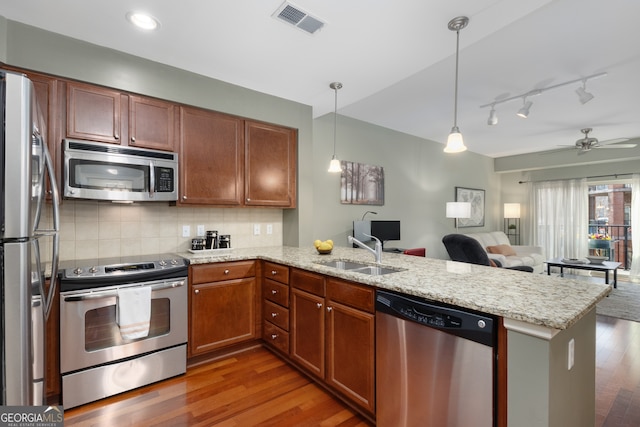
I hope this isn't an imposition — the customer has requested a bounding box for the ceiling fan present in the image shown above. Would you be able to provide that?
[564,128,636,154]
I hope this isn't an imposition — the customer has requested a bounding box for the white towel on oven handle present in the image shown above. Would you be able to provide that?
[117,286,152,340]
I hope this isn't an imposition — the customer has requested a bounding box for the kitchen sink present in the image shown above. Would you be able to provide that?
[314,260,402,276]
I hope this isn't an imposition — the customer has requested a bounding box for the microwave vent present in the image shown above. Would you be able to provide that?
[273,2,325,35]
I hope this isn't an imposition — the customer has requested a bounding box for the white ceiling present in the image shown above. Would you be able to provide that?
[2,0,640,158]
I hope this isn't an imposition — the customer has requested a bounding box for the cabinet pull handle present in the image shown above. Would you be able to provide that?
[271,270,277,275]
[271,312,278,318]
[271,334,278,340]
[271,289,278,295]
[131,136,136,143]
[224,269,230,274]
[194,289,200,294]
[327,306,332,312]
[316,303,322,309]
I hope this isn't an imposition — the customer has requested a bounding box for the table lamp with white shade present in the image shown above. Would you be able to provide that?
[446,202,471,232]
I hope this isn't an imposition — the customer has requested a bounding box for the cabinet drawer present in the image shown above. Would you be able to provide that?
[263,321,289,355]
[263,279,289,307]
[191,261,256,284]
[291,268,325,297]
[263,262,289,284]
[264,300,289,331]
[326,279,375,313]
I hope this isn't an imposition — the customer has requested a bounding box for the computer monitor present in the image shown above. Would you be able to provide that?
[370,220,401,248]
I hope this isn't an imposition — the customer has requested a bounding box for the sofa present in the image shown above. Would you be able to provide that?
[463,231,545,274]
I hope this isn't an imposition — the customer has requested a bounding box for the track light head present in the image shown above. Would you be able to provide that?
[576,82,594,104]
[487,107,498,125]
[516,100,532,118]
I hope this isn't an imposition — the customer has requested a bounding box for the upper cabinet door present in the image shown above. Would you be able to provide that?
[67,82,123,144]
[244,120,297,208]
[179,106,244,205]
[129,95,177,151]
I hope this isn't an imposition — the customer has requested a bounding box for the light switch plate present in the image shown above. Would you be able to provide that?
[197,225,205,236]
[182,225,190,238]
[253,224,261,235]
[267,224,273,235]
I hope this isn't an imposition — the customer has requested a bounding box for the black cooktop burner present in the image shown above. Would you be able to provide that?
[59,254,189,292]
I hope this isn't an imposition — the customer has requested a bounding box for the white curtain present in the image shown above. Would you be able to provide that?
[629,174,640,281]
[528,178,589,261]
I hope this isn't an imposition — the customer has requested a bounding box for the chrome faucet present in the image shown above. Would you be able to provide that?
[348,234,382,264]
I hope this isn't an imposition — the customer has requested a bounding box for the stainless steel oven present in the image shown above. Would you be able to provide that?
[59,255,188,409]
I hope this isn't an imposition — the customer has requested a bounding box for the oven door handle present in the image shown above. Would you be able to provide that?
[62,280,185,301]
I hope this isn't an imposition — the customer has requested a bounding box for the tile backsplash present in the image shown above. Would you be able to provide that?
[50,201,283,261]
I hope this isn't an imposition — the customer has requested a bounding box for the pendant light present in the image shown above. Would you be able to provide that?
[328,82,343,173]
[444,16,469,154]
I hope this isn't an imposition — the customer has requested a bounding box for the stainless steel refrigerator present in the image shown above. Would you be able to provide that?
[1,70,60,405]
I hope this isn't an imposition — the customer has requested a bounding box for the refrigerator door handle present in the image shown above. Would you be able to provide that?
[39,142,60,320]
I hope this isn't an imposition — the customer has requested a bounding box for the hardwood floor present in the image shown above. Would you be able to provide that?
[63,315,640,426]
[62,345,373,426]
[596,315,640,426]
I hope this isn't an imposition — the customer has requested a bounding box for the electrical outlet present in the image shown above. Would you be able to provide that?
[253,224,261,235]
[197,225,205,236]
[568,338,575,370]
[266,224,273,235]
[182,225,191,238]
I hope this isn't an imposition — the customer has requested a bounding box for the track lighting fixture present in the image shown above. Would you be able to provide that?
[487,105,498,125]
[576,80,594,104]
[516,99,532,119]
[328,82,343,173]
[443,16,469,154]
[480,71,606,124]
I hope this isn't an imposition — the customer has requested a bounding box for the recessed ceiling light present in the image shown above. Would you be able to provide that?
[126,11,160,31]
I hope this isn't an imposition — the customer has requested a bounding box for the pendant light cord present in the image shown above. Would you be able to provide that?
[453,28,460,128]
[333,85,338,157]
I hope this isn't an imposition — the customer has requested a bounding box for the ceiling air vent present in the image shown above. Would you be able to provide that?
[273,1,326,35]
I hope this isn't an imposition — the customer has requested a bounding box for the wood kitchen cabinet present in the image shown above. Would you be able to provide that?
[189,261,257,356]
[262,262,290,355]
[179,106,244,205]
[66,81,177,151]
[290,269,375,415]
[244,120,297,208]
[66,82,124,144]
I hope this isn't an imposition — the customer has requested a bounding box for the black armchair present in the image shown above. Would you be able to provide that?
[442,234,534,272]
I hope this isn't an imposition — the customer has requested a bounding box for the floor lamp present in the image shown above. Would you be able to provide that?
[446,202,471,232]
[504,203,521,245]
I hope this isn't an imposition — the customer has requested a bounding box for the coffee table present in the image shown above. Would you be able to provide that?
[545,258,621,288]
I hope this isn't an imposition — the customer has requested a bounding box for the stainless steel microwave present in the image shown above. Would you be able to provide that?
[63,139,178,202]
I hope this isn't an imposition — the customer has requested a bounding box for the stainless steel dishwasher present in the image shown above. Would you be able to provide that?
[376,290,496,427]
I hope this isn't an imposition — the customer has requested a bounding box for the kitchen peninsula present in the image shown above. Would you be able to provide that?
[184,245,610,427]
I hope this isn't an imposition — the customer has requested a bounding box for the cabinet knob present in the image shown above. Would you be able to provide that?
[224,269,230,274]
[182,195,187,200]
[271,270,277,276]
[246,198,251,202]
[316,303,323,309]
[194,289,200,294]
[131,136,136,143]
[327,306,332,312]
[271,334,278,340]
[271,289,278,295]
[114,133,119,140]
[271,312,278,318]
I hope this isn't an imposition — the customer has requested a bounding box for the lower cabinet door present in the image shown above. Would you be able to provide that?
[291,288,325,378]
[190,277,256,355]
[326,300,375,414]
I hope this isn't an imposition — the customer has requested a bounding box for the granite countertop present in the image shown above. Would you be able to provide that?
[182,246,611,330]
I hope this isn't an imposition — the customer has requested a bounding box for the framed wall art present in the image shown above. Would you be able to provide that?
[340,160,384,205]
[455,186,485,227]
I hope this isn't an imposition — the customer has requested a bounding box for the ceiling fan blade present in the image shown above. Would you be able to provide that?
[594,143,637,149]
[598,137,630,145]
